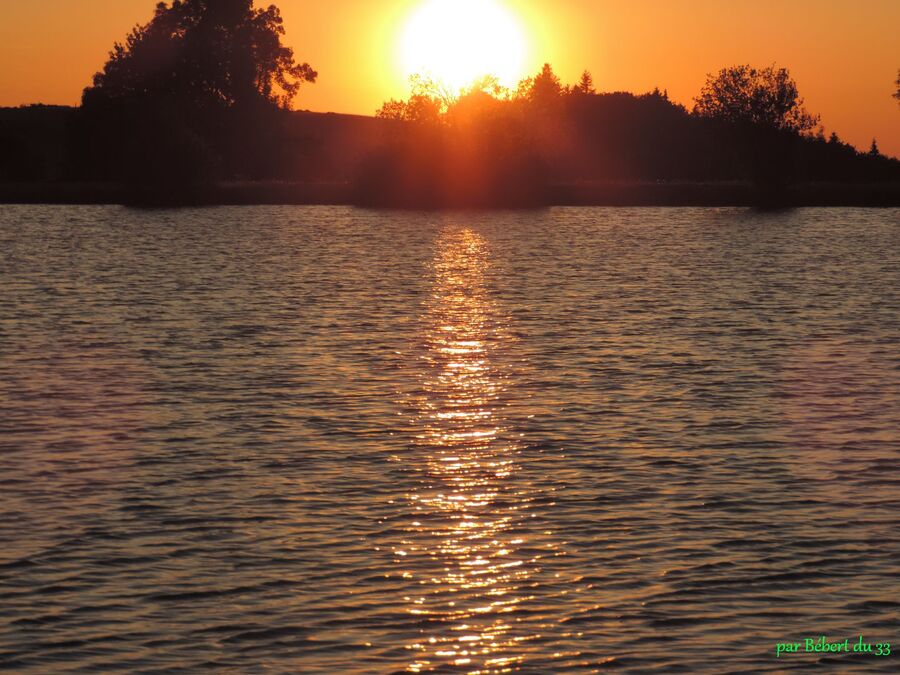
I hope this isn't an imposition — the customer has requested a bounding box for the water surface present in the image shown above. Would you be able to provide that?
[1,206,898,673]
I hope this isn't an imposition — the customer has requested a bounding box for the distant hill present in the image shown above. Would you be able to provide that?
[0,106,399,184]
[282,111,400,181]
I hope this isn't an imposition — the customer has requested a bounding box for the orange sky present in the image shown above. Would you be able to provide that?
[1,0,898,157]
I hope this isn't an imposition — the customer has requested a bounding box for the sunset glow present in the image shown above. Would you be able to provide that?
[400,0,529,92]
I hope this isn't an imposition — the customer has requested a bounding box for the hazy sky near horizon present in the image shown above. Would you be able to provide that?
[1,0,898,157]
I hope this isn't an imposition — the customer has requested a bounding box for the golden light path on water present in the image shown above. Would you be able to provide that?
[396,227,558,674]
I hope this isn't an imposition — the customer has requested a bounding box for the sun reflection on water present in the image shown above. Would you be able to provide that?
[398,227,544,674]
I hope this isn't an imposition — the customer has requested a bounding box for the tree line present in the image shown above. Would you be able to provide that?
[0,0,897,205]
[361,62,898,205]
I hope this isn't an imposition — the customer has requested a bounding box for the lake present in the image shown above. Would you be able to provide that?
[1,206,898,673]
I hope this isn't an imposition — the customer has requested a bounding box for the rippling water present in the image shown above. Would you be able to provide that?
[1,206,898,673]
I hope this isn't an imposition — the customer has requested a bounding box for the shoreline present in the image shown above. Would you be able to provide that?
[1,181,899,208]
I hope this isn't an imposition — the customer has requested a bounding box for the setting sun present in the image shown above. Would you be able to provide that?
[400,0,529,92]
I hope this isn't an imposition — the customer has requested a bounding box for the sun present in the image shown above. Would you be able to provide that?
[400,0,529,93]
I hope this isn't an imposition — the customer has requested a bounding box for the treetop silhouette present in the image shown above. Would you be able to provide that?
[693,65,818,134]
[522,63,564,103]
[574,71,596,95]
[83,0,316,111]
[376,75,455,123]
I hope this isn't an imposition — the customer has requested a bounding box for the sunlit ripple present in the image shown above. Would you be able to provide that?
[6,207,899,674]
[398,227,545,674]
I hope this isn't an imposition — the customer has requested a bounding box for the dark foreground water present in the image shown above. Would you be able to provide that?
[1,206,898,674]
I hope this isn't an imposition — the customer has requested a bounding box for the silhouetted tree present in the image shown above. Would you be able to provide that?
[79,0,316,194]
[694,65,818,191]
[524,64,564,104]
[869,139,880,157]
[376,99,411,121]
[376,76,452,123]
[694,65,818,133]
[466,75,512,100]
[575,71,596,95]
[83,0,316,110]
[376,95,443,124]
[895,70,900,104]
